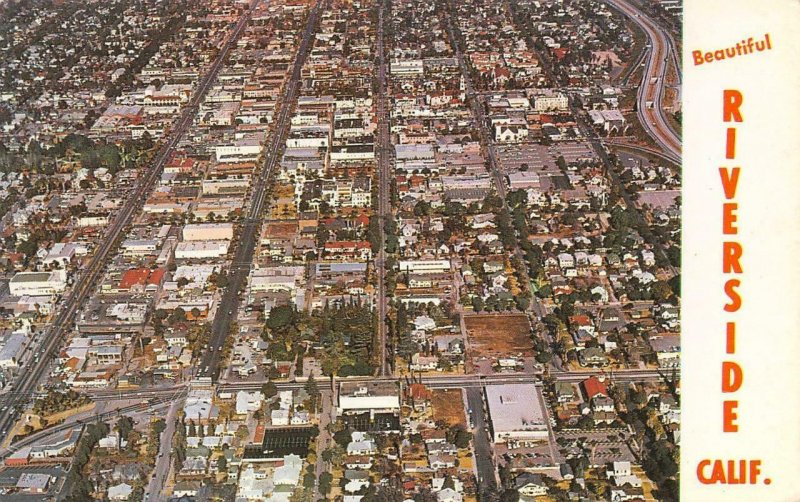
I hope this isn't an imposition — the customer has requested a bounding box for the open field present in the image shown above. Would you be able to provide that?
[464,313,533,358]
[430,389,466,427]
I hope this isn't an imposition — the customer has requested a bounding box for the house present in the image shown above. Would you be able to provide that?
[578,347,609,366]
[437,487,463,502]
[495,123,529,143]
[610,485,645,501]
[514,472,549,497]
[344,470,370,493]
[410,353,439,371]
[236,391,264,415]
[347,437,377,456]
[582,377,608,400]
[557,253,574,269]
[108,483,134,500]
[112,463,147,483]
[173,480,201,497]
[344,455,373,470]
[428,453,456,470]
[554,382,576,403]
[426,442,458,456]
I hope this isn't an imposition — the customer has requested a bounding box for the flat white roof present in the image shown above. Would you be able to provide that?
[485,383,547,434]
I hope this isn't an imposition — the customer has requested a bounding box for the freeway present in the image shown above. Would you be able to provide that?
[0,0,259,443]
[212,367,673,394]
[0,367,673,461]
[72,367,673,403]
[506,0,680,278]
[0,396,175,459]
[606,0,681,164]
[375,0,392,376]
[196,0,324,382]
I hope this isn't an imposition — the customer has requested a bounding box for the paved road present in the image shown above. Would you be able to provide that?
[606,0,681,163]
[313,389,334,499]
[466,386,498,495]
[78,367,671,400]
[443,2,536,312]
[374,0,392,376]
[144,397,182,502]
[197,0,324,382]
[4,367,668,407]
[0,0,259,443]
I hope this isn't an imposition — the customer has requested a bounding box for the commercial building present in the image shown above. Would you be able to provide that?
[396,259,451,275]
[182,223,234,242]
[485,384,549,443]
[8,270,68,297]
[175,240,230,259]
[338,381,400,416]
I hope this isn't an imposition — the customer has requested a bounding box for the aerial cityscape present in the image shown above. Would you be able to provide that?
[0,0,682,500]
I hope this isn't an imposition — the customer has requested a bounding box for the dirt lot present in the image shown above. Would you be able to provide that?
[464,313,534,359]
[430,389,466,427]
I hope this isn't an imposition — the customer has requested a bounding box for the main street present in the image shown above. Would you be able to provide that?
[443,1,537,312]
[0,0,259,442]
[196,0,324,382]
[606,0,681,164]
[374,0,392,376]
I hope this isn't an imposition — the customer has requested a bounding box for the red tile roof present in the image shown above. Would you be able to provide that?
[119,268,151,289]
[583,376,608,399]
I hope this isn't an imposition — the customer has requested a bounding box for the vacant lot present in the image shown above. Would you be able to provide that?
[464,313,534,359]
[430,389,466,427]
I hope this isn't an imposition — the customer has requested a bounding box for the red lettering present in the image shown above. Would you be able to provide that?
[723,400,739,432]
[722,361,743,392]
[749,460,762,484]
[724,279,741,312]
[722,203,738,234]
[723,241,743,273]
[726,128,737,159]
[719,167,741,199]
[723,90,744,122]
[697,460,713,484]
[726,322,736,354]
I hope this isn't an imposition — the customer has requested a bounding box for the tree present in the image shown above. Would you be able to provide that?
[413,200,431,217]
[262,381,278,399]
[651,280,673,302]
[115,416,134,449]
[319,472,333,494]
[447,425,472,449]
[169,307,187,324]
[266,305,296,330]
[217,454,228,472]
[577,415,594,430]
[500,490,520,502]
[304,375,320,410]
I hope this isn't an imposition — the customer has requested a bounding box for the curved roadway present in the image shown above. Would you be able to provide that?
[607,0,681,164]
